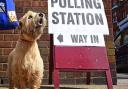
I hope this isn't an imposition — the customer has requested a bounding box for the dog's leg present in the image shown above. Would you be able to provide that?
[29,70,43,89]
[17,79,26,89]
[9,83,16,89]
[8,69,16,89]
[30,79,41,89]
[8,54,16,89]
[9,77,16,89]
[30,74,42,89]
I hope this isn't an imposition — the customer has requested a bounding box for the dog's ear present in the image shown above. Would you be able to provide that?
[16,20,23,30]
[19,21,22,28]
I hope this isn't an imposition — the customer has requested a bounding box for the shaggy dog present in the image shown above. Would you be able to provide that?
[8,11,47,89]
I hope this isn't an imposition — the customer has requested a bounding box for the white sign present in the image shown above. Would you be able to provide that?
[48,0,109,34]
[54,32,105,46]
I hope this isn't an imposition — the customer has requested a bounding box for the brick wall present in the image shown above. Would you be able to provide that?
[0,0,116,85]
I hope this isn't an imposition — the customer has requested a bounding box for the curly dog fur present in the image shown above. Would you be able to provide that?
[8,11,47,89]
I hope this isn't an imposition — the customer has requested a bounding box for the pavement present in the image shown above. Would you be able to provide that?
[0,85,128,89]
[0,73,128,89]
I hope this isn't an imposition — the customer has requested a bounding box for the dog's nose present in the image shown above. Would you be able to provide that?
[39,13,43,17]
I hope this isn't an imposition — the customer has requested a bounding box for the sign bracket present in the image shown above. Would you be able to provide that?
[50,45,113,89]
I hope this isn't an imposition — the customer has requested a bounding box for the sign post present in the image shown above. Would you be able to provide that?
[48,0,113,89]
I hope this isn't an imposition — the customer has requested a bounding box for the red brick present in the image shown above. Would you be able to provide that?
[44,63,49,70]
[106,15,112,22]
[43,27,48,34]
[92,71,105,77]
[110,63,116,70]
[0,35,4,41]
[105,10,112,16]
[23,1,31,7]
[103,0,111,10]
[2,63,8,71]
[39,48,49,55]
[40,1,48,7]
[0,30,14,34]
[40,34,50,41]
[43,70,49,79]
[107,49,115,56]
[0,78,8,84]
[12,41,17,48]
[38,41,50,48]
[16,7,24,13]
[105,36,114,43]
[65,72,76,78]
[75,78,87,84]
[41,79,49,85]
[4,34,19,41]
[0,64,2,71]
[92,78,106,84]
[60,72,66,79]
[0,55,8,63]
[3,48,13,55]
[0,71,7,77]
[108,22,113,29]
[41,55,49,64]
[31,1,41,7]
[0,41,13,48]
[14,1,24,7]
[0,48,2,55]
[106,41,115,48]
[24,7,48,13]
[60,79,76,84]
[108,56,116,63]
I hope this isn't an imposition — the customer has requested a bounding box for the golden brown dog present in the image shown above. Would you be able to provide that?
[8,11,47,89]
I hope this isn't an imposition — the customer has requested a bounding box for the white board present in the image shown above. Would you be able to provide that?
[54,32,105,46]
[48,0,109,35]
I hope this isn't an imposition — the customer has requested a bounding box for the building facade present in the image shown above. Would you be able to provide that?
[112,0,128,72]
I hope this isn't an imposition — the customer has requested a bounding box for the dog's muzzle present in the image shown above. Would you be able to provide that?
[34,13,45,29]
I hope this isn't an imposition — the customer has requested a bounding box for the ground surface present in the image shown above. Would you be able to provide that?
[0,85,128,89]
[0,73,128,89]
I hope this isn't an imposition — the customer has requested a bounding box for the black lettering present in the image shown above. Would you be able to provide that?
[85,0,93,9]
[52,12,59,24]
[59,12,66,24]
[71,35,78,43]
[79,35,84,43]
[86,13,94,25]
[91,35,94,43]
[80,0,84,8]
[94,35,99,43]
[59,0,66,8]
[93,0,101,9]
[82,13,86,25]
[95,13,104,25]
[83,35,87,43]
[74,13,81,25]
[51,0,58,7]
[74,0,81,8]
[67,13,75,25]
[91,35,99,43]
[68,0,74,8]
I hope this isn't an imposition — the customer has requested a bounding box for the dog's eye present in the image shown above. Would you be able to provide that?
[28,15,33,19]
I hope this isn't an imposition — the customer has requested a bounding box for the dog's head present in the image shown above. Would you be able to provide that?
[18,11,47,41]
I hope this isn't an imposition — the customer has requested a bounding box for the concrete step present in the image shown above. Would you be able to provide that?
[0,85,128,89]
